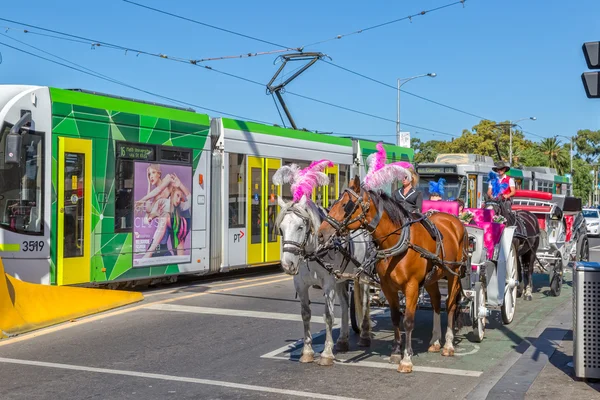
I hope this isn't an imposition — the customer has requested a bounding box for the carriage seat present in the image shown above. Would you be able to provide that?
[464,208,504,259]
[421,200,460,216]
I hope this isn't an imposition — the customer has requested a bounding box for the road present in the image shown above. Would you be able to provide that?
[0,243,599,400]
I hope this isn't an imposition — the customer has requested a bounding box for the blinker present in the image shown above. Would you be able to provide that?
[343,200,355,216]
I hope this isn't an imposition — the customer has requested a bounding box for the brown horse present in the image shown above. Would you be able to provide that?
[317,176,468,373]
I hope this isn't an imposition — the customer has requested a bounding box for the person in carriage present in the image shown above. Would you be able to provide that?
[487,161,516,207]
[393,166,423,212]
[428,178,445,202]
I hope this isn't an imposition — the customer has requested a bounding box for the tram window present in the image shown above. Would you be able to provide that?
[339,165,350,191]
[281,159,309,202]
[0,123,44,235]
[160,148,191,164]
[228,153,246,229]
[114,142,156,232]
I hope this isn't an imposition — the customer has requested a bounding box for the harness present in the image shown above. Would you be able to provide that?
[279,203,362,279]
[323,188,468,286]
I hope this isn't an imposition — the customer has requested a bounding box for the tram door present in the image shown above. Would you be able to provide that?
[57,137,92,285]
[312,165,338,208]
[247,157,281,265]
[467,174,477,208]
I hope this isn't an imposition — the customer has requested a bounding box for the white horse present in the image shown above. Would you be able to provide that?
[276,195,373,366]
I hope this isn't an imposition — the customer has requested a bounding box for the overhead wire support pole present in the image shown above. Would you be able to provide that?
[266,52,330,130]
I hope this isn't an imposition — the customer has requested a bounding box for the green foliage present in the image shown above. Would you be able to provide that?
[574,129,600,163]
[442,120,535,163]
[412,138,447,163]
[538,137,570,175]
[573,157,593,201]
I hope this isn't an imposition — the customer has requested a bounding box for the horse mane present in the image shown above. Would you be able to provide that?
[368,190,407,225]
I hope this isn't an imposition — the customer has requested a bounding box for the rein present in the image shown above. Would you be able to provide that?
[324,188,466,284]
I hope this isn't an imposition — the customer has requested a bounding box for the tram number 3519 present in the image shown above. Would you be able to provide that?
[22,241,45,252]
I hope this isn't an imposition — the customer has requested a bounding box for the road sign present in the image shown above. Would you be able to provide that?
[582,42,600,98]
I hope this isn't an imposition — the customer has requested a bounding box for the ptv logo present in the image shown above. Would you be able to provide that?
[233,230,245,243]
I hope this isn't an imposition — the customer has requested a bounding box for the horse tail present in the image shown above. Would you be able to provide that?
[353,278,364,326]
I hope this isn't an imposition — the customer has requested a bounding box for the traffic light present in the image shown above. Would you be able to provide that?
[582,41,600,98]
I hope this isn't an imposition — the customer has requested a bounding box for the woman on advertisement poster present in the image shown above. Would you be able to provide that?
[133,163,192,262]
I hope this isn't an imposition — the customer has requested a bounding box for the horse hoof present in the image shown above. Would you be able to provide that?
[299,354,314,363]
[389,354,403,364]
[428,343,441,353]
[442,347,455,357]
[524,294,533,301]
[336,341,350,353]
[358,337,371,348]
[317,356,335,367]
[398,362,413,373]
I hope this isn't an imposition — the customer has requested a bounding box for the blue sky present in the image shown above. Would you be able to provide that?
[1,0,599,145]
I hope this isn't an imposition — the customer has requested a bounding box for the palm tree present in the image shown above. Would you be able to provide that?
[539,137,570,174]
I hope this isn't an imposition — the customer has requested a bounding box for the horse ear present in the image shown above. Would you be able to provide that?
[298,195,308,207]
[350,175,360,191]
[277,196,286,209]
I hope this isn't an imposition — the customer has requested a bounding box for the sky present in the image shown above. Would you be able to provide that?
[0,0,599,146]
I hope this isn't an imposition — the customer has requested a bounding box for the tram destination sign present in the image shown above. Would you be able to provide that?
[118,143,155,160]
[416,166,457,174]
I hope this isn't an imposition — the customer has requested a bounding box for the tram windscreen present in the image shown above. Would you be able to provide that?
[417,174,466,201]
[0,122,44,234]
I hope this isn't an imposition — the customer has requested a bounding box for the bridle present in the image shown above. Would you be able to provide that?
[324,187,384,238]
[280,206,313,257]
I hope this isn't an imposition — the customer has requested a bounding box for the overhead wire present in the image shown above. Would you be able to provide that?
[0,22,460,138]
[0,39,275,125]
[302,0,467,48]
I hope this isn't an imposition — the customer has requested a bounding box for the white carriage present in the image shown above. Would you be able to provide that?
[349,200,518,343]
[512,190,590,297]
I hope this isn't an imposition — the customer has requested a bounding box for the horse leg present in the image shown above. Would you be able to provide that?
[516,256,524,298]
[295,279,314,363]
[398,282,419,373]
[523,250,534,301]
[381,282,403,364]
[442,274,461,357]
[357,281,372,347]
[335,281,350,353]
[426,281,442,353]
[317,284,336,366]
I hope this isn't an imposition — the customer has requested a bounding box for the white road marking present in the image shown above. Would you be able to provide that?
[144,304,327,324]
[265,355,482,377]
[0,357,363,400]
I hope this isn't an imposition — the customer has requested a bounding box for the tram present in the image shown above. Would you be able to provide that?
[0,85,412,286]
[416,153,572,207]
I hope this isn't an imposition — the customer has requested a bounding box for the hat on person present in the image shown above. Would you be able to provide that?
[492,160,511,172]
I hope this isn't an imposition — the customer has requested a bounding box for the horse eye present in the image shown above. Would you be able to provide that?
[297,226,304,231]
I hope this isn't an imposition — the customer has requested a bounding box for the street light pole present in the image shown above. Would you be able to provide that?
[396,73,436,146]
[555,135,574,175]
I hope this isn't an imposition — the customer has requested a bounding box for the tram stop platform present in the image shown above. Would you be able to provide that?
[0,258,143,339]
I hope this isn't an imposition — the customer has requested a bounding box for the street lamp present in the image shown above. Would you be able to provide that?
[493,117,536,165]
[396,73,436,146]
[555,134,574,176]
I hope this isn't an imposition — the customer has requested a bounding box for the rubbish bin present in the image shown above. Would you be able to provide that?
[573,262,600,379]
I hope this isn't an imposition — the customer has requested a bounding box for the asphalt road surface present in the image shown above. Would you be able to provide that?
[0,247,599,400]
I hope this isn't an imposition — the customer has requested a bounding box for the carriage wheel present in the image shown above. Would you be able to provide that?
[578,237,589,262]
[550,258,563,297]
[471,281,486,342]
[502,244,518,325]
[349,285,361,334]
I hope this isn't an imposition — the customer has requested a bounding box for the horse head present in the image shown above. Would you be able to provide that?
[276,195,322,275]
[318,175,374,248]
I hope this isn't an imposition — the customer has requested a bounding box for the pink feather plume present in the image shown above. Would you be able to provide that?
[273,159,333,202]
[362,143,413,191]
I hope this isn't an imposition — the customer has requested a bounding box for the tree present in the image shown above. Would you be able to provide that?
[516,145,548,168]
[572,157,593,201]
[539,137,570,175]
[412,138,447,163]
[443,120,535,163]
[574,129,600,163]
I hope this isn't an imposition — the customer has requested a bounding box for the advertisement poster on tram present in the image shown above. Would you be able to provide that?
[132,162,193,267]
